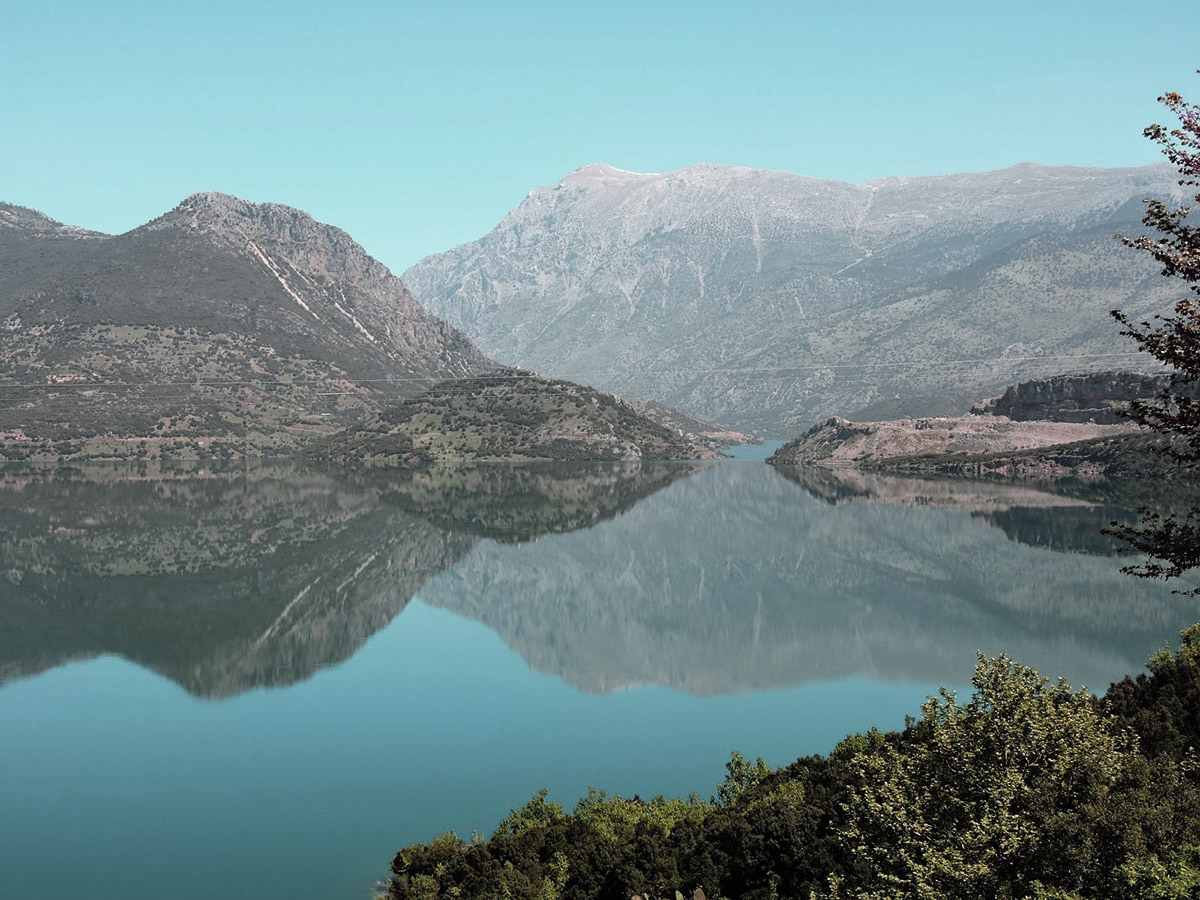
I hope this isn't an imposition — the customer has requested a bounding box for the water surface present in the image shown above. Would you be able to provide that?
[1,458,1195,899]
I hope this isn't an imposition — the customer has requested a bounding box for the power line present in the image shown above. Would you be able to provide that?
[0,351,1155,392]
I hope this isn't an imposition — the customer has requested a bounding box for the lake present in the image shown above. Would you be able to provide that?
[1,454,1196,899]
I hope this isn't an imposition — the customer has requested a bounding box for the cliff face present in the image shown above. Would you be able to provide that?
[974,372,1174,424]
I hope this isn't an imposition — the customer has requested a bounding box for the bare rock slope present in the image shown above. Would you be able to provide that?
[405,162,1184,434]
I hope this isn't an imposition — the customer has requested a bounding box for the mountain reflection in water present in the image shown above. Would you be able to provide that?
[0,460,701,696]
[1,458,1196,698]
[419,462,1198,695]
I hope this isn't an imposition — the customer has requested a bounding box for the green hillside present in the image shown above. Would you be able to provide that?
[310,373,718,464]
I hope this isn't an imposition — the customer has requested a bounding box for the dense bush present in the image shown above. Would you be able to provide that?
[386,627,1200,900]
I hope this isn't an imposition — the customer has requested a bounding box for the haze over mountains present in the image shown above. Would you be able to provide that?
[404,162,1186,434]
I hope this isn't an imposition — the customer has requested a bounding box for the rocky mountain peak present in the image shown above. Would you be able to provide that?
[149,191,322,241]
[565,162,649,181]
[139,191,407,292]
[0,192,496,458]
[0,202,60,230]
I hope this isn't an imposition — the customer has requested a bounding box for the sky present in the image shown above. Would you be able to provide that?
[4,0,1199,272]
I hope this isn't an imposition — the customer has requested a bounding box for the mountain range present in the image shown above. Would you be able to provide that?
[0,193,723,461]
[3,160,1189,453]
[404,162,1186,434]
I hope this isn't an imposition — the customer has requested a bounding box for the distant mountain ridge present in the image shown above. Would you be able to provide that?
[404,161,1185,434]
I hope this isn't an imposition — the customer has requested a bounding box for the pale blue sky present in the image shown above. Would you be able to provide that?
[3,0,1198,271]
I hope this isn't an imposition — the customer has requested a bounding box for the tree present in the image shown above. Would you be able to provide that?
[830,655,1139,900]
[1109,77,1200,591]
[1103,621,1200,760]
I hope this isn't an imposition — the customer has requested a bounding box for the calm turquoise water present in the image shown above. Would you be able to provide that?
[0,603,935,900]
[719,439,786,461]
[1,458,1195,899]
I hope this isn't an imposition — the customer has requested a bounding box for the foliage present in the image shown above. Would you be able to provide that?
[495,790,567,838]
[1104,621,1200,760]
[715,751,771,807]
[386,640,1200,900]
[832,656,1138,899]
[1110,76,1200,590]
[1118,845,1200,900]
[311,372,710,465]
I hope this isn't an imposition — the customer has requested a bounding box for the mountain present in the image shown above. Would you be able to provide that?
[0,193,493,459]
[403,162,1186,434]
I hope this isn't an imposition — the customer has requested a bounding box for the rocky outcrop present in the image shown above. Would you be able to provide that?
[0,201,104,237]
[971,372,1174,424]
[767,415,1137,469]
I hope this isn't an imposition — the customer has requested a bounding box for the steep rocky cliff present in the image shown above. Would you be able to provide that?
[972,372,1175,423]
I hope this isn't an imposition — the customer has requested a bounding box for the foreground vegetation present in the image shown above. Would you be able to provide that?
[385,625,1200,900]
